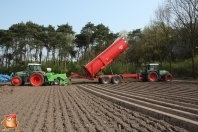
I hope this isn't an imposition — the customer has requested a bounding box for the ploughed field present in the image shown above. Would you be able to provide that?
[0,79,197,132]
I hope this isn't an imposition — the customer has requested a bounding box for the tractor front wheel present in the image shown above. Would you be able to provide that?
[30,73,44,86]
[11,76,22,86]
[148,72,158,82]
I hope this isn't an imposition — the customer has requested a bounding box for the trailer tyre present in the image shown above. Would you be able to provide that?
[148,72,158,82]
[30,73,44,86]
[111,76,121,84]
[165,74,172,82]
[11,76,22,86]
[101,76,110,84]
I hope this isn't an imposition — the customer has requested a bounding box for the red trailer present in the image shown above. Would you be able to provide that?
[71,37,139,84]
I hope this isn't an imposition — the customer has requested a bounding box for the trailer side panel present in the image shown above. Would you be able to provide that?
[84,37,128,77]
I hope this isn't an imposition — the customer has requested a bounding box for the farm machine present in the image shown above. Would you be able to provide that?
[135,63,172,82]
[71,37,173,84]
[11,63,68,86]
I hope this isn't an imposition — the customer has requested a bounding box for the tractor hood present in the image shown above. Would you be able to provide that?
[15,71,27,76]
[159,70,169,76]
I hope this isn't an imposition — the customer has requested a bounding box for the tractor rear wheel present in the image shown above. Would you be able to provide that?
[11,76,22,86]
[30,73,44,86]
[111,75,121,84]
[165,74,172,82]
[148,72,158,82]
[100,76,110,84]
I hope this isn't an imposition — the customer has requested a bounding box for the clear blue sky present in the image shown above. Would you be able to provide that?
[0,0,163,34]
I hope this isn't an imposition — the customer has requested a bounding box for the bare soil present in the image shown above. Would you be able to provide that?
[0,79,197,132]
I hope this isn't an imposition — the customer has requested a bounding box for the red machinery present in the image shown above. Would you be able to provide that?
[71,37,172,84]
[71,37,139,84]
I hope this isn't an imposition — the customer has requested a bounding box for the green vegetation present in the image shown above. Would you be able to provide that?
[161,56,198,80]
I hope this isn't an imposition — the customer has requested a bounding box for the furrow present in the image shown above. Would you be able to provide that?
[32,87,52,132]
[77,86,169,131]
[68,87,109,131]
[25,87,50,132]
[105,85,198,109]
[88,84,198,114]
[0,87,39,115]
[18,87,46,131]
[58,86,74,131]
[86,84,198,121]
[45,87,55,132]
[80,86,187,132]
[78,84,198,132]
[111,83,198,98]
[53,86,64,132]
[105,83,198,104]
[73,87,118,131]
[61,85,87,131]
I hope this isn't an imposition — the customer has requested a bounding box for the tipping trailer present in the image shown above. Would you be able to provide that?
[71,37,172,84]
[71,37,129,83]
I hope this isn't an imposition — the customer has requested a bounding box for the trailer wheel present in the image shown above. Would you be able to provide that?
[101,76,110,84]
[148,72,158,82]
[54,79,60,85]
[165,74,172,82]
[11,76,22,86]
[111,76,121,84]
[30,73,44,86]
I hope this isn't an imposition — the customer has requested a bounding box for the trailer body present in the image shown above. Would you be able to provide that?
[84,37,128,78]
[71,37,129,82]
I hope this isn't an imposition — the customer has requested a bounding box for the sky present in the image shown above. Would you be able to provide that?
[0,0,164,34]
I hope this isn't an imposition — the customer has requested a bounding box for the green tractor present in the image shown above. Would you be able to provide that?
[11,63,68,86]
[138,63,172,82]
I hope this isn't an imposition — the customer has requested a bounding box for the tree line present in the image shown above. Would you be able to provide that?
[0,0,198,78]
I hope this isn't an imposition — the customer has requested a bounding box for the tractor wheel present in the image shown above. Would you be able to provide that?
[30,73,44,86]
[148,72,158,82]
[111,75,121,84]
[100,76,110,84]
[11,76,22,86]
[165,74,172,82]
[54,79,60,85]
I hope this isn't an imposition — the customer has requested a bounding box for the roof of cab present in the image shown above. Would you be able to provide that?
[148,63,159,65]
[28,63,41,65]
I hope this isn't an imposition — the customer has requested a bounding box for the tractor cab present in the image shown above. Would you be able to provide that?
[27,63,42,73]
[146,63,159,71]
[140,63,161,82]
[142,63,160,73]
